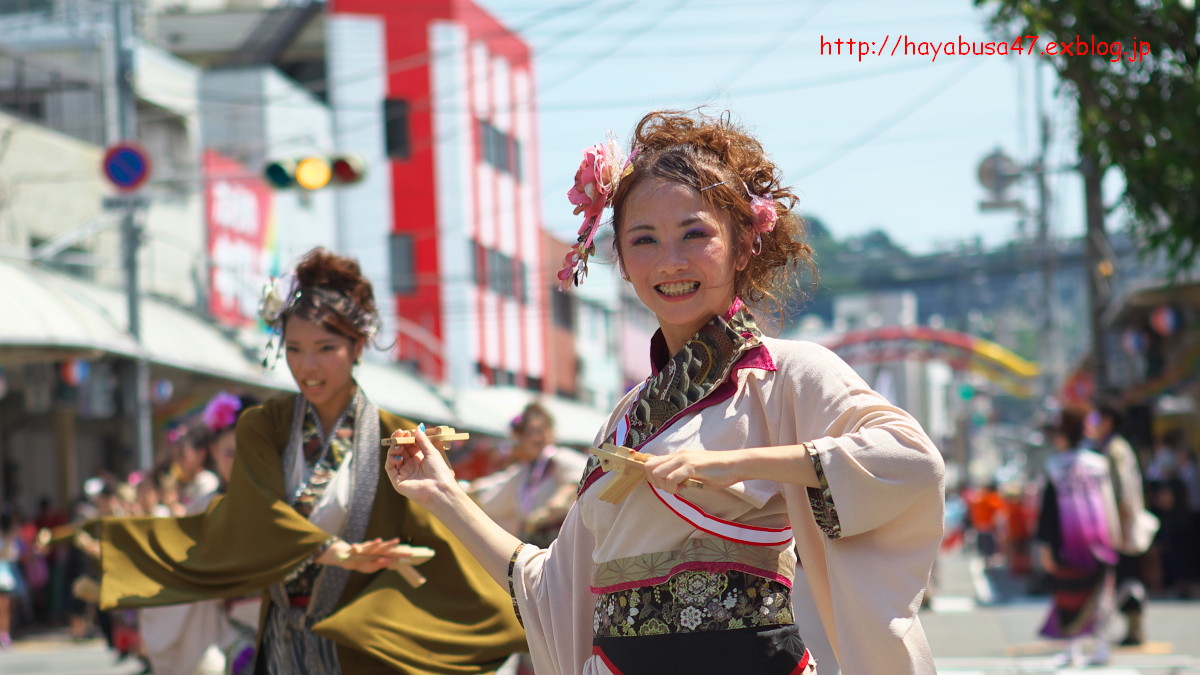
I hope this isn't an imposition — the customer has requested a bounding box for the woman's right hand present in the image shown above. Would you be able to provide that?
[384,426,460,507]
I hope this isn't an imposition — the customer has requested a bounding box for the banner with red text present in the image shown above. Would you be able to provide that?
[204,150,277,327]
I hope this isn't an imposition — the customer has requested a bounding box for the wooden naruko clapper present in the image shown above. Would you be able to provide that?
[589,443,703,504]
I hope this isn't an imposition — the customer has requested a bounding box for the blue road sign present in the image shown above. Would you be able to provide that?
[102,142,151,191]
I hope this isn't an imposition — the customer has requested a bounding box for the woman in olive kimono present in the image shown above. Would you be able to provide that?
[92,248,525,674]
[386,110,945,675]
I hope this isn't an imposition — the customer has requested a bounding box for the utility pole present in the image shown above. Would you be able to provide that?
[1072,66,1112,398]
[1082,155,1110,396]
[113,0,154,470]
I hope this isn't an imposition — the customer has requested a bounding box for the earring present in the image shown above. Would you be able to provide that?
[752,234,763,256]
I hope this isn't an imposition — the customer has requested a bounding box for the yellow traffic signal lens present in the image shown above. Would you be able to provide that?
[294,157,331,190]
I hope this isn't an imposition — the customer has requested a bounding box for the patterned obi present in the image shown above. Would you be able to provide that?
[591,538,797,638]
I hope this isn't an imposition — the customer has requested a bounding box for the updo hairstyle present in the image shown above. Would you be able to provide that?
[287,248,379,343]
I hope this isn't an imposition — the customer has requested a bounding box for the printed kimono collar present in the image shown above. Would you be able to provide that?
[628,299,774,449]
[648,298,762,376]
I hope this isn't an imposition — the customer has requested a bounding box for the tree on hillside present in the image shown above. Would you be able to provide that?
[976,0,1198,271]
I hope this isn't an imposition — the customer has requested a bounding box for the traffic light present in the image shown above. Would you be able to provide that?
[264,155,366,190]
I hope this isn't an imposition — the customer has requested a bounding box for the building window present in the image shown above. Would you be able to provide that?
[478,118,519,177]
[384,98,410,160]
[510,137,522,179]
[473,240,527,304]
[389,233,416,294]
[473,240,487,285]
[0,0,53,15]
[551,286,574,331]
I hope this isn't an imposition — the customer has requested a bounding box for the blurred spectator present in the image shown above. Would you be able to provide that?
[166,419,220,514]
[139,391,261,675]
[468,401,588,548]
[1003,486,1034,577]
[1036,409,1120,668]
[1086,404,1158,645]
[0,506,23,649]
[32,496,68,623]
[133,472,173,518]
[1174,443,1200,598]
[968,481,1006,567]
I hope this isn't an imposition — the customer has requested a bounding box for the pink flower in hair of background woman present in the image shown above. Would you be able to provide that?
[203,392,242,431]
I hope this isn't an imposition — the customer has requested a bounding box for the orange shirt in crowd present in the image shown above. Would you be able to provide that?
[969,487,1006,533]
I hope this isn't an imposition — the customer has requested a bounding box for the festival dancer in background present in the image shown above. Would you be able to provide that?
[87,248,524,674]
[1037,409,1121,668]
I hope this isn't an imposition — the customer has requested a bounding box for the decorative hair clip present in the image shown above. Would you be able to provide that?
[166,424,188,444]
[699,180,777,254]
[557,137,637,290]
[745,183,777,255]
[746,183,778,235]
[203,391,243,432]
[258,271,300,331]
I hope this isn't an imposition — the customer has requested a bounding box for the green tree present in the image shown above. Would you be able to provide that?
[976,0,1199,270]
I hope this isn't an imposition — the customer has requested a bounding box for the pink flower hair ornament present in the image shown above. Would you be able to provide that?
[203,391,243,432]
[557,137,636,291]
[747,185,778,235]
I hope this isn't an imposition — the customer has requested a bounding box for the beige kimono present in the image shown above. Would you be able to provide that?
[509,334,944,675]
[470,446,589,540]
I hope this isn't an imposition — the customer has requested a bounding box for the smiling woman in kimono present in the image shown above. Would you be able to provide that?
[90,248,524,674]
[386,110,945,675]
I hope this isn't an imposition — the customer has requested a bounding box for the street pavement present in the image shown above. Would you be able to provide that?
[923,547,1200,674]
[1,548,1197,673]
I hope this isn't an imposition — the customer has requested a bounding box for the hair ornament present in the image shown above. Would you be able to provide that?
[258,271,300,330]
[745,182,777,235]
[203,391,244,432]
[557,135,637,291]
[166,424,189,444]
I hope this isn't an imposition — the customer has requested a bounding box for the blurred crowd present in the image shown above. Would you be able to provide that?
[944,426,1200,600]
[0,391,256,670]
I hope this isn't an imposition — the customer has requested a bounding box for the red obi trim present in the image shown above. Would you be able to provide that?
[592,645,625,674]
[791,649,811,673]
[288,596,310,608]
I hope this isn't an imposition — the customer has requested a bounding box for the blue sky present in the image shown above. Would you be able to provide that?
[482,0,1093,256]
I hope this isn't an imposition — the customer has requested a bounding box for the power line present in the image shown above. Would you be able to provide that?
[797,57,985,180]
[710,0,833,90]
[538,0,693,94]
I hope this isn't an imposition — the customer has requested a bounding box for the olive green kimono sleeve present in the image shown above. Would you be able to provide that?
[96,397,328,610]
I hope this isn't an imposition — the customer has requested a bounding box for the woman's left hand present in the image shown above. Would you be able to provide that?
[642,449,746,494]
[322,538,409,574]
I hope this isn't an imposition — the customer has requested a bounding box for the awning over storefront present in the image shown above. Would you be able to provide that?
[0,258,454,422]
[452,385,611,447]
[0,257,141,362]
[3,258,614,436]
[0,257,285,387]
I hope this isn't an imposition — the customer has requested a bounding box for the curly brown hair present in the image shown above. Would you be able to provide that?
[288,247,379,343]
[609,110,816,313]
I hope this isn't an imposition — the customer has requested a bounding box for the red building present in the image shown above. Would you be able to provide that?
[330,0,547,390]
